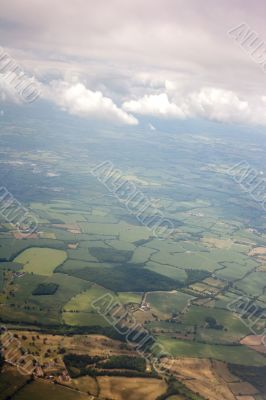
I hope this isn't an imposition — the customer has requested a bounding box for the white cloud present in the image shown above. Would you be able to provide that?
[185,88,249,124]
[123,93,187,118]
[46,81,138,125]
[0,74,24,104]
[122,87,266,126]
[185,88,266,125]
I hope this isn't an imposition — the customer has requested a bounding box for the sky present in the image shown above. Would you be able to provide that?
[1,0,266,128]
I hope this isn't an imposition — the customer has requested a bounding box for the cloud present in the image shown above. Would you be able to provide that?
[0,78,21,104]
[1,0,266,128]
[123,93,187,118]
[123,87,266,126]
[186,88,249,124]
[1,1,265,97]
[46,81,138,125]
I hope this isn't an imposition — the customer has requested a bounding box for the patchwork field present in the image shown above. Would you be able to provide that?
[1,125,266,398]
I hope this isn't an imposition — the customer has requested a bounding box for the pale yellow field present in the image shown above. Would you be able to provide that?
[249,247,266,256]
[202,237,234,249]
[203,277,226,288]
[97,376,167,400]
[72,376,98,396]
[162,358,237,400]
[229,382,258,396]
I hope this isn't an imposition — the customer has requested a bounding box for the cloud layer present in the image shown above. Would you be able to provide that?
[46,81,138,125]
[123,88,266,126]
[1,0,266,127]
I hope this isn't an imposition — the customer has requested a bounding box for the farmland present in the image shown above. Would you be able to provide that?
[0,119,266,399]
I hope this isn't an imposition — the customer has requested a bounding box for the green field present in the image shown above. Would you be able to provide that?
[236,271,266,298]
[157,337,266,366]
[182,305,249,333]
[147,291,194,318]
[15,248,67,276]
[118,291,143,305]
[2,273,91,325]
[63,284,111,313]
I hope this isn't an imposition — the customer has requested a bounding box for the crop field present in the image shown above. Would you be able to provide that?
[146,291,194,318]
[97,376,167,400]
[157,337,266,366]
[117,291,143,305]
[236,271,266,298]
[63,284,110,312]
[62,284,114,326]
[72,376,98,396]
[182,306,249,334]
[0,238,66,261]
[63,310,110,326]
[15,247,67,275]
